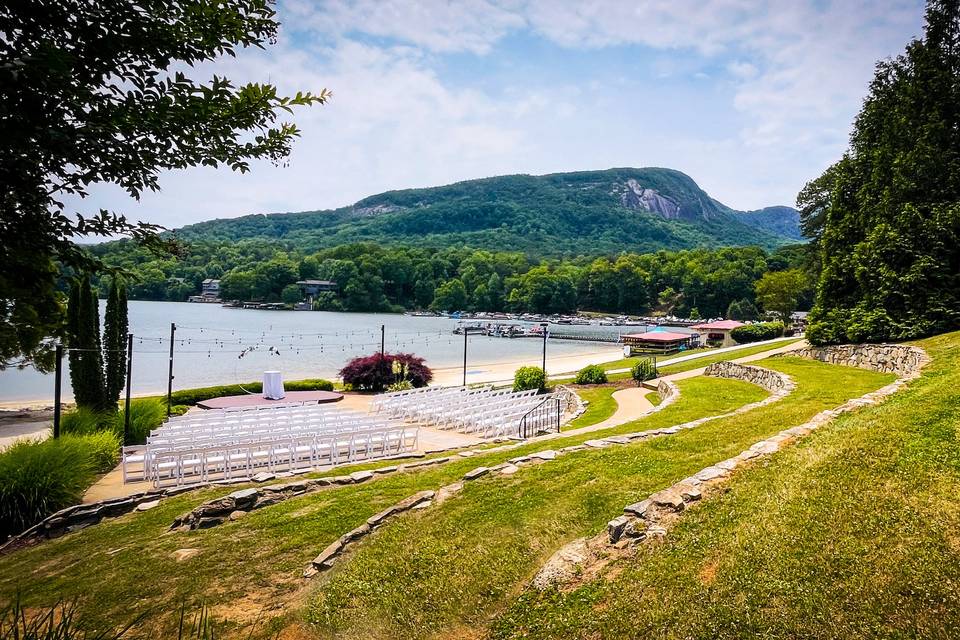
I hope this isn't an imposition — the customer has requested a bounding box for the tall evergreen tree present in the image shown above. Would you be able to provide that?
[103,277,128,406]
[804,0,960,344]
[67,276,108,410]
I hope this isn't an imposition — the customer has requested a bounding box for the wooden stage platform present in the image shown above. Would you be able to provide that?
[196,390,344,410]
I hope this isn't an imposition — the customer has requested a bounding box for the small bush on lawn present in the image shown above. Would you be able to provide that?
[339,353,432,392]
[574,364,608,385]
[631,359,657,384]
[0,432,119,540]
[513,366,546,392]
[731,321,785,344]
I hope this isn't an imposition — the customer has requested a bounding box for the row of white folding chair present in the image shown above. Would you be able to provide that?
[152,411,391,440]
[370,385,448,412]
[391,387,500,421]
[146,425,417,486]
[380,386,487,419]
[411,389,538,426]
[155,407,366,437]
[431,393,535,430]
[165,402,308,424]
[147,418,395,449]
[447,396,545,434]
[163,404,345,429]
[444,395,546,435]
[141,422,415,481]
[155,412,358,438]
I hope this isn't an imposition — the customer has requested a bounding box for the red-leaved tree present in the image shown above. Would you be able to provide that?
[338,353,433,392]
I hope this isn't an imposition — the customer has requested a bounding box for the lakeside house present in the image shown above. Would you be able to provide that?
[621,330,693,354]
[296,280,338,304]
[188,278,221,303]
[691,319,745,347]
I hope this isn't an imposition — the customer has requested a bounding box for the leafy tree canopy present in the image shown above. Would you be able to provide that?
[0,0,327,370]
[805,0,960,344]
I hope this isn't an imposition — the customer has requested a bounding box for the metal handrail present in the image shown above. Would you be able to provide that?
[518,395,562,439]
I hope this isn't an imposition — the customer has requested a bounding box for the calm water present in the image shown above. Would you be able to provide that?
[0,301,631,403]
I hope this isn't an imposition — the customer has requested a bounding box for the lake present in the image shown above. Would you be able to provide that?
[0,301,640,404]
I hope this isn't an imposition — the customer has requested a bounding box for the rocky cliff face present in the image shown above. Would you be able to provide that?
[619,179,682,219]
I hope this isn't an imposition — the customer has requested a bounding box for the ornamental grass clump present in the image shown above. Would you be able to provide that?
[0,432,119,540]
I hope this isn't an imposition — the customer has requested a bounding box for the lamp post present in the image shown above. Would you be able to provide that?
[540,322,549,390]
[462,328,468,387]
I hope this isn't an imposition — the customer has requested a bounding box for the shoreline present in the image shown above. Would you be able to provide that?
[0,346,625,410]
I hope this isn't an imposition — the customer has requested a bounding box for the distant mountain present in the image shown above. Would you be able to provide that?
[733,206,804,241]
[175,168,802,256]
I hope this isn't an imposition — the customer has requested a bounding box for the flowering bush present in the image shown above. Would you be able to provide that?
[339,353,432,392]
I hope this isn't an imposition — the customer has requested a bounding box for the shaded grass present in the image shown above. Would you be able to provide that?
[490,332,960,639]
[0,374,769,638]
[303,357,892,639]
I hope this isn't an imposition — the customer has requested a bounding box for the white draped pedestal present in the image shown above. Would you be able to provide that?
[262,370,285,400]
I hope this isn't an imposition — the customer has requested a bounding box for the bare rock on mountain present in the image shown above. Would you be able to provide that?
[619,179,682,219]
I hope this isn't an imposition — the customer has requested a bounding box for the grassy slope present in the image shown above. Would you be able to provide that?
[0,353,895,638]
[0,376,769,638]
[304,357,892,639]
[605,338,803,382]
[491,331,960,639]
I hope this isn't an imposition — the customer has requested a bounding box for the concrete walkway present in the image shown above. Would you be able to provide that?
[555,338,808,439]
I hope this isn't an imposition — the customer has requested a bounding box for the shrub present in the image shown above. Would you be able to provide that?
[0,433,119,540]
[730,321,785,344]
[631,359,657,384]
[513,366,546,392]
[339,353,432,392]
[60,405,115,436]
[574,364,608,385]
[118,397,167,445]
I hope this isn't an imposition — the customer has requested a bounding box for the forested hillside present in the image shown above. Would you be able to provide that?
[173,168,800,255]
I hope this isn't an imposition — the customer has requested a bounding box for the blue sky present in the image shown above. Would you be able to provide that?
[77,0,927,230]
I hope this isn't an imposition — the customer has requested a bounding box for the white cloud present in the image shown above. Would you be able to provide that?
[70,0,927,230]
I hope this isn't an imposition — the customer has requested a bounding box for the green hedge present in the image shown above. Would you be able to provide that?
[0,432,119,540]
[731,321,785,344]
[169,378,334,406]
[513,366,546,392]
[574,364,608,385]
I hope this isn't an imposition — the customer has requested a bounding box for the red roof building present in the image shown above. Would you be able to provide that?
[691,319,745,347]
[622,331,693,353]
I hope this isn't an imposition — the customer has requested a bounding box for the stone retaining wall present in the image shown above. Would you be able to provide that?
[787,343,928,378]
[704,361,793,393]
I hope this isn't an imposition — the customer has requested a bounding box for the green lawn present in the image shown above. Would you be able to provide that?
[566,386,619,428]
[490,332,960,639]
[605,337,803,381]
[0,350,901,639]
[303,357,892,639]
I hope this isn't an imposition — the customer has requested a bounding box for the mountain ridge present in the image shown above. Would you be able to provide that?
[175,167,802,256]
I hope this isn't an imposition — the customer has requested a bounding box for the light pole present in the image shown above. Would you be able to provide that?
[462,328,468,387]
[540,322,548,389]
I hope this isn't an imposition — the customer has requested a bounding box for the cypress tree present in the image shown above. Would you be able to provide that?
[103,276,128,406]
[69,275,108,410]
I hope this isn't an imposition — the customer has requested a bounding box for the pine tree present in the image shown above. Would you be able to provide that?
[103,276,128,406]
[804,0,960,344]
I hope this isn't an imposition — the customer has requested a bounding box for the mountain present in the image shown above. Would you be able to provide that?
[175,168,802,256]
[733,206,804,241]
